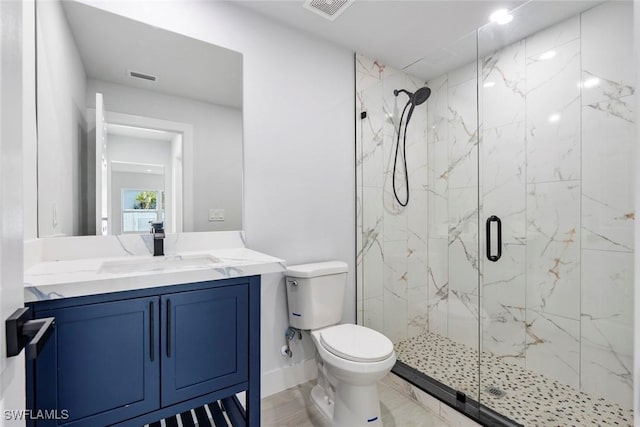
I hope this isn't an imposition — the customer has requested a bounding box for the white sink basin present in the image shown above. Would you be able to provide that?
[99,254,221,274]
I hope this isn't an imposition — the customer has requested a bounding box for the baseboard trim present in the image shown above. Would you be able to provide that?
[261,358,318,398]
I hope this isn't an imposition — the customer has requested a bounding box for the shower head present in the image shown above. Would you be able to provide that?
[412,86,431,105]
[391,86,430,208]
[394,86,431,106]
[394,86,431,123]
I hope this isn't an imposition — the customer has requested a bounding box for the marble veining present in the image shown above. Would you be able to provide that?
[447,79,478,190]
[115,235,136,255]
[356,53,429,342]
[356,1,635,417]
[526,38,581,184]
[481,40,526,130]
[24,232,285,302]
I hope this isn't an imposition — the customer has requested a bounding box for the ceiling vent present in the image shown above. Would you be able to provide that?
[303,0,355,21]
[127,70,157,82]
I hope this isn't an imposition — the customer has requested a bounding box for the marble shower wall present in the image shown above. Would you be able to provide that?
[477,1,634,408]
[578,1,635,408]
[356,0,634,411]
[355,55,430,344]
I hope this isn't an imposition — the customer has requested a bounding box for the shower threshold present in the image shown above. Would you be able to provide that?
[392,362,521,427]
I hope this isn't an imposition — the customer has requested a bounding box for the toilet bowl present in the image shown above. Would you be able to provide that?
[284,262,396,427]
[310,324,396,427]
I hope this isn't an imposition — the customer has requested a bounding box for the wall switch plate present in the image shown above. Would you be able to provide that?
[208,209,225,221]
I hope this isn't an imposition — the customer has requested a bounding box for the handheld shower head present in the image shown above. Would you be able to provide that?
[412,86,431,106]
[391,85,431,207]
[394,86,432,106]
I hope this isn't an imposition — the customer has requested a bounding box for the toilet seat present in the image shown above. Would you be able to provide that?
[319,324,394,363]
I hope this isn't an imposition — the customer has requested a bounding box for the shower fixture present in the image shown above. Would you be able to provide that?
[392,86,431,206]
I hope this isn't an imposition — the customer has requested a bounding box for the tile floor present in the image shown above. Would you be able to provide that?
[261,376,459,426]
[396,331,634,427]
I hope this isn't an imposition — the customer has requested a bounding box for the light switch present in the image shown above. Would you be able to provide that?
[208,209,225,222]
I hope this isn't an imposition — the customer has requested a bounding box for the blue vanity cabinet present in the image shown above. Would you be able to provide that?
[32,296,160,427]
[161,285,249,406]
[27,276,261,427]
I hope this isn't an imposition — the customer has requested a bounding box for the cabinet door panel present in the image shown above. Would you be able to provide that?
[36,297,159,426]
[161,284,248,406]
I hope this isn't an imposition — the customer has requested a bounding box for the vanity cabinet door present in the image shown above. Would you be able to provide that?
[161,284,249,407]
[33,297,160,427]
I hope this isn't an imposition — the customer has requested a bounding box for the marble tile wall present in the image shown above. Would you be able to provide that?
[355,55,430,344]
[356,0,634,412]
[483,1,634,408]
[579,1,635,408]
[522,19,583,395]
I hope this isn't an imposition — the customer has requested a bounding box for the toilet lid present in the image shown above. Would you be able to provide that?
[319,324,394,363]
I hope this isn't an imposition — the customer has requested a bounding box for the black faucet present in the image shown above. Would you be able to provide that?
[150,221,165,256]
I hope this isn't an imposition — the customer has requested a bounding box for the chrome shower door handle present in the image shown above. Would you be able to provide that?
[486,215,502,262]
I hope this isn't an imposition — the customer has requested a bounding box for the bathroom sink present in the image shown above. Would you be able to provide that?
[99,254,221,274]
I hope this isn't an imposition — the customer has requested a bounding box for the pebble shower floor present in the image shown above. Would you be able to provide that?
[395,332,633,427]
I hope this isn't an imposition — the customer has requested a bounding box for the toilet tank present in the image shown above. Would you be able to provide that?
[285,261,348,330]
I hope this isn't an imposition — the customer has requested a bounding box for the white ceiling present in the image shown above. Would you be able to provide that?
[237,0,604,80]
[61,1,243,108]
[60,0,606,101]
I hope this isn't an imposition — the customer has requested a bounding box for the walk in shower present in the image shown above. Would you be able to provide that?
[356,2,634,425]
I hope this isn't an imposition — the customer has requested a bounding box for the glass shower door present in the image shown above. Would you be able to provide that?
[478,2,635,425]
[357,2,634,425]
[355,27,483,410]
[476,14,529,420]
[420,30,482,404]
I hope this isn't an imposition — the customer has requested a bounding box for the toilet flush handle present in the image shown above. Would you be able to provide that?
[288,279,298,287]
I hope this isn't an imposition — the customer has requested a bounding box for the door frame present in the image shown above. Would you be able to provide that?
[0,0,32,425]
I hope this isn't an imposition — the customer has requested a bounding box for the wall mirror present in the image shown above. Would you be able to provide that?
[37,0,243,237]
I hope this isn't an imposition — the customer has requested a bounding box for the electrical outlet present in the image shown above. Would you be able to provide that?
[208,209,225,222]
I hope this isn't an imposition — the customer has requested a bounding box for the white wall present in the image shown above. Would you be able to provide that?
[87,78,243,233]
[36,1,87,237]
[23,0,37,242]
[64,0,356,396]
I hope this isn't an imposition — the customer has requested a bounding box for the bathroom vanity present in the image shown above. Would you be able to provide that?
[23,2,268,424]
[22,232,284,427]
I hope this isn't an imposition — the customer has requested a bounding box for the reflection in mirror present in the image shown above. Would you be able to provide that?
[105,122,179,236]
[37,0,243,237]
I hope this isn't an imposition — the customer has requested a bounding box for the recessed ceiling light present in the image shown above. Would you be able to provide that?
[548,113,561,123]
[538,50,557,60]
[582,77,601,89]
[489,9,513,25]
[146,169,153,172]
[483,81,496,88]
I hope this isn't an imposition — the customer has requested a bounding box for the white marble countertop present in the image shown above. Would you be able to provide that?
[24,232,286,303]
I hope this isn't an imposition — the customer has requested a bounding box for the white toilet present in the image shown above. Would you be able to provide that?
[285,261,396,427]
